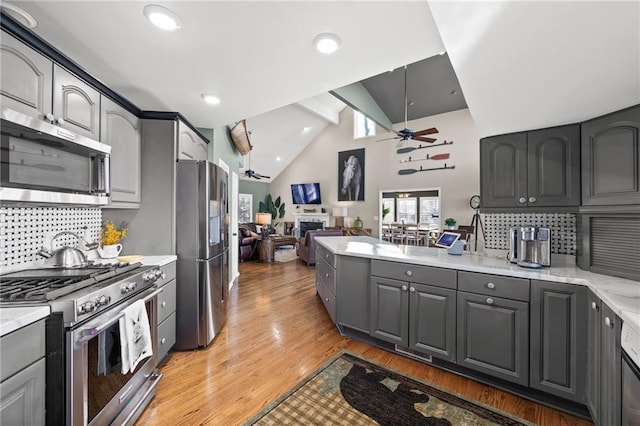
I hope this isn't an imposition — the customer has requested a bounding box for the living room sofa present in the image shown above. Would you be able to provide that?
[238,223,259,262]
[296,229,344,266]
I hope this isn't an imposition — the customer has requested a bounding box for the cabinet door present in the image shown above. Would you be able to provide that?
[600,304,622,426]
[586,292,601,424]
[336,256,371,334]
[370,276,408,346]
[409,283,456,362]
[53,65,101,140]
[480,133,528,208]
[178,120,208,161]
[582,106,640,206]
[527,125,581,207]
[457,291,529,386]
[530,280,586,402]
[0,32,53,120]
[0,358,45,426]
[100,96,141,206]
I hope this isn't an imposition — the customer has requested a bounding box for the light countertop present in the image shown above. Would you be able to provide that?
[140,255,177,266]
[0,306,50,337]
[315,236,640,334]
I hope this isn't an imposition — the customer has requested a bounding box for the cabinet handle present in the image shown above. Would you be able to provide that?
[486,282,495,289]
[605,317,613,328]
[529,196,537,203]
[325,297,329,302]
[56,117,66,126]
[486,298,494,305]
[401,285,408,292]
[161,301,166,308]
[405,270,412,277]
[45,113,55,123]
[161,337,166,345]
[518,197,527,204]
[591,301,598,311]
[325,273,329,278]
[409,287,416,293]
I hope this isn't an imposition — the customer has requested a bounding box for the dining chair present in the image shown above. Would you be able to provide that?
[390,222,407,245]
[404,223,422,246]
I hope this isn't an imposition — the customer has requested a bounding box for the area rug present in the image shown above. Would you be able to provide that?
[274,246,298,262]
[245,352,533,425]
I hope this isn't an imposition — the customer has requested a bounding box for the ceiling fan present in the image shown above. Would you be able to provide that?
[378,65,439,147]
[243,151,270,180]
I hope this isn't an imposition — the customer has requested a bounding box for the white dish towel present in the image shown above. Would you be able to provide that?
[119,299,153,374]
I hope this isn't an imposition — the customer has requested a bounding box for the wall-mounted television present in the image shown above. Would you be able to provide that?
[291,183,322,205]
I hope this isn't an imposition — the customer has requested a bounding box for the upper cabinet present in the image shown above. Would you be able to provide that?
[480,125,580,209]
[101,97,141,207]
[581,105,640,206]
[178,120,208,161]
[0,32,53,119]
[53,65,101,140]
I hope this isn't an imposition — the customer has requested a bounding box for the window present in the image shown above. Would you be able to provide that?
[354,110,376,139]
[382,198,395,224]
[419,196,440,228]
[396,197,417,223]
[380,189,440,228]
[238,193,252,224]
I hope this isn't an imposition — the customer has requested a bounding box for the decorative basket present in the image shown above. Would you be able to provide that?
[230,119,253,155]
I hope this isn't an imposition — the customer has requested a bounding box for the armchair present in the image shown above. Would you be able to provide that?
[238,224,259,262]
[295,229,343,266]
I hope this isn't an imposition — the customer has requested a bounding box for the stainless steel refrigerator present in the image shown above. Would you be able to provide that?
[175,160,229,350]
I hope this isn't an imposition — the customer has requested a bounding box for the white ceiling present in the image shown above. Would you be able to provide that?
[5,1,639,182]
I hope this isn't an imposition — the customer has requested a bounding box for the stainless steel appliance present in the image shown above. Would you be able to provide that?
[0,262,164,425]
[175,160,229,350]
[517,226,550,268]
[0,107,111,205]
[621,322,640,425]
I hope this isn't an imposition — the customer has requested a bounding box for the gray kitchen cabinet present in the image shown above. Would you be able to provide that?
[581,105,640,206]
[529,280,587,403]
[101,96,141,207]
[53,65,101,140]
[481,125,580,208]
[156,261,177,364]
[370,260,457,361]
[178,120,208,161]
[0,320,46,426]
[586,291,602,424]
[456,291,529,386]
[336,255,371,334]
[316,253,337,323]
[0,31,53,120]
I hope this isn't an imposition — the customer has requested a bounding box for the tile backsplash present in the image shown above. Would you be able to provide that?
[0,206,102,267]
[484,212,576,255]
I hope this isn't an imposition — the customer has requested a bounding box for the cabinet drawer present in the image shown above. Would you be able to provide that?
[316,245,336,268]
[371,260,456,289]
[157,279,176,325]
[316,258,336,295]
[458,271,529,301]
[0,320,45,382]
[157,312,176,363]
[157,261,176,286]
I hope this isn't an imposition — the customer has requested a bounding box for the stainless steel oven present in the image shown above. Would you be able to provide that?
[0,107,111,205]
[621,322,640,425]
[68,286,162,425]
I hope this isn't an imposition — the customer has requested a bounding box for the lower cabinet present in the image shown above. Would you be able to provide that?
[586,294,622,426]
[156,261,177,364]
[456,291,529,386]
[529,280,587,403]
[336,256,371,333]
[316,254,336,323]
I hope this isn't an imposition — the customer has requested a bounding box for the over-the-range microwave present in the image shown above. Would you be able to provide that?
[0,107,111,206]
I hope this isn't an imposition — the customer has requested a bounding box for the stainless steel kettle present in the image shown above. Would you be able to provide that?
[38,230,97,268]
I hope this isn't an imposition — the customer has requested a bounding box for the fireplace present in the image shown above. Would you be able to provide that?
[300,221,324,236]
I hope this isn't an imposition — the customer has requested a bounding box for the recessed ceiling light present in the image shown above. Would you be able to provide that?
[1,3,37,28]
[313,33,342,54]
[302,126,310,133]
[276,156,281,162]
[143,4,181,31]
[201,94,220,105]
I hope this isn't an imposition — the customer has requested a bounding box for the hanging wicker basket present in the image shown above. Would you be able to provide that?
[231,119,253,155]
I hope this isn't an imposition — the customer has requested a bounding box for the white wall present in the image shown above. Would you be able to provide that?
[271,107,481,237]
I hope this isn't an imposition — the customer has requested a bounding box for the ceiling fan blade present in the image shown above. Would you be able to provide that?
[412,136,437,143]
[412,127,439,137]
[376,136,400,142]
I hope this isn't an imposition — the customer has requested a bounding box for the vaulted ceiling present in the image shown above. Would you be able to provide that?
[4,1,639,182]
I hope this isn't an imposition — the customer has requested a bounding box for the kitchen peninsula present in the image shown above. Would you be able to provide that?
[314,235,640,418]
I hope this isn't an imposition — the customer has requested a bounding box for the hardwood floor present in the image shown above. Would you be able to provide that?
[136,259,593,425]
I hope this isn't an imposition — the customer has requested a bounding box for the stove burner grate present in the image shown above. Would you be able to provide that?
[0,276,88,301]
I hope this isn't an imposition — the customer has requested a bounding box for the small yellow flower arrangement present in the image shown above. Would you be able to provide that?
[101,221,128,246]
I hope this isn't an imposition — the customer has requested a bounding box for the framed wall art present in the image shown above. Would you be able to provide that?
[338,148,365,201]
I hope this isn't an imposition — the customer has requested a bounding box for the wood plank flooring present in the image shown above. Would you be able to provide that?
[136,259,593,425]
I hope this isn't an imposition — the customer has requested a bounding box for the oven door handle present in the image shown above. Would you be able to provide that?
[78,287,164,341]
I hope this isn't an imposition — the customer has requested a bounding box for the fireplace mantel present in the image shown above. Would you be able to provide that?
[294,213,329,230]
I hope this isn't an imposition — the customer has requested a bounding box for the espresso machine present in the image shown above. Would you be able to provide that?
[508,226,551,268]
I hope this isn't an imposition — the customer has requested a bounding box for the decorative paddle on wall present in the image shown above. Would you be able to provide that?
[397,140,453,155]
[398,164,456,175]
[399,153,450,163]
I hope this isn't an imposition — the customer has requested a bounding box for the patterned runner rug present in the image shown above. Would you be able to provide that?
[245,352,533,425]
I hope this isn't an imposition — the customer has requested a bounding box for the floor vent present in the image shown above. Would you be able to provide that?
[395,346,432,363]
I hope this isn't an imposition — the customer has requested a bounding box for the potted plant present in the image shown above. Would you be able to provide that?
[444,217,457,230]
[259,194,286,232]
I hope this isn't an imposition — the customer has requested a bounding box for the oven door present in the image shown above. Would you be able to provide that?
[622,350,640,425]
[67,287,162,425]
